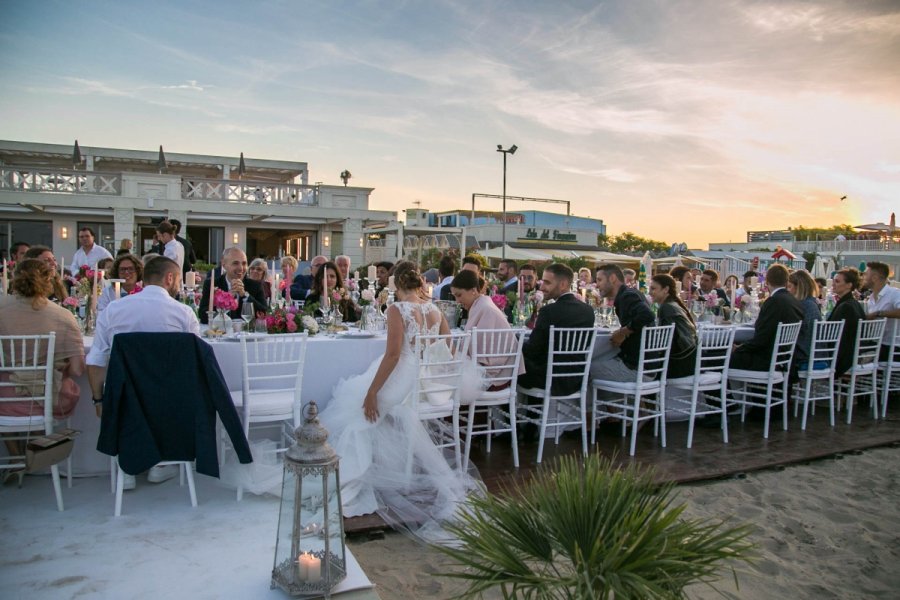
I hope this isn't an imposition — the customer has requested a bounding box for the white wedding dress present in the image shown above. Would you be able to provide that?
[318,301,483,542]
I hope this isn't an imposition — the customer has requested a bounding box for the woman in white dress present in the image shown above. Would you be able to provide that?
[318,261,482,540]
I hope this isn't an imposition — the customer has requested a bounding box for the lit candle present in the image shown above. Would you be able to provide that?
[303,553,321,583]
[114,280,121,298]
[296,553,309,581]
[518,277,523,305]
[208,275,215,315]
[323,267,330,309]
[2,260,7,296]
[427,284,433,299]
[60,256,65,277]
[184,271,194,289]
[580,288,587,301]
[354,270,359,282]
[367,265,376,282]
[93,267,100,299]
[388,275,396,292]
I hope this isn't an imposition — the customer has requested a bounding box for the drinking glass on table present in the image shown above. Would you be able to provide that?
[240,302,254,335]
[691,300,704,325]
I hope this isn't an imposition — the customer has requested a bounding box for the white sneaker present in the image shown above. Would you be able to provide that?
[121,474,136,490]
[147,464,179,483]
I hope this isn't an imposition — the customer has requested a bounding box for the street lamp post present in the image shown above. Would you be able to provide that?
[496,144,518,260]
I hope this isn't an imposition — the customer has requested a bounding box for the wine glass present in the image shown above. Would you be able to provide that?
[240,301,254,335]
[691,300,704,325]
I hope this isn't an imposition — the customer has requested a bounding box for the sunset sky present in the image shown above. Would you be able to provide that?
[1,0,898,247]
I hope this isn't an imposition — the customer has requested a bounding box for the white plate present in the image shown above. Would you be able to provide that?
[215,333,269,342]
[338,331,377,339]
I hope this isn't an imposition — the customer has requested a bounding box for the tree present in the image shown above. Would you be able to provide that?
[791,224,857,241]
[608,232,669,255]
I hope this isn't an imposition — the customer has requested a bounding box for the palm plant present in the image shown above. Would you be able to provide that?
[434,452,753,599]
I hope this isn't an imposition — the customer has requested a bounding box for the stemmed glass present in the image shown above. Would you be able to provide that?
[691,300,704,325]
[240,301,254,336]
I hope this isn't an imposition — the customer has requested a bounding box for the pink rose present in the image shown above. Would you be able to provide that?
[286,318,298,332]
[490,294,507,310]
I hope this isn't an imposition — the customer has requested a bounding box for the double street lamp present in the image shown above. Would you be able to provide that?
[496,144,518,260]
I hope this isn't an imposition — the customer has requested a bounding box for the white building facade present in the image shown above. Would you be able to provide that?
[0,140,400,268]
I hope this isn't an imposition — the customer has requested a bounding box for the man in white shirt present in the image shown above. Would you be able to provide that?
[86,256,200,487]
[157,221,185,272]
[863,261,900,359]
[71,227,113,268]
[433,255,456,300]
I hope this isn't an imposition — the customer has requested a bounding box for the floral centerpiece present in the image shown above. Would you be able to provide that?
[62,296,79,315]
[265,304,319,335]
[489,285,509,311]
[67,265,98,299]
[207,289,239,335]
[359,288,375,306]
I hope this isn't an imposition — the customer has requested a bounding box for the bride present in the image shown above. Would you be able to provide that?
[318,261,482,540]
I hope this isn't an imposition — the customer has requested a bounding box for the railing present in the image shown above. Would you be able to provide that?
[0,166,122,195]
[181,178,317,206]
[792,240,899,253]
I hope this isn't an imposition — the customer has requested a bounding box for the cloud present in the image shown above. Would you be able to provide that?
[162,80,207,92]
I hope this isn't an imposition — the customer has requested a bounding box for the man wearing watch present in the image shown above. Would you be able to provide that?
[198,247,267,325]
[862,261,900,361]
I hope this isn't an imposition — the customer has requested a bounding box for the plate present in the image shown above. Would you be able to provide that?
[215,333,269,342]
[338,331,376,339]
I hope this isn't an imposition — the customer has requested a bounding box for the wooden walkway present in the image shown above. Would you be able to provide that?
[346,398,900,534]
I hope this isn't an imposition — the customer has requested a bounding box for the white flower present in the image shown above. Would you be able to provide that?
[361,289,375,302]
[533,291,544,305]
[301,315,319,334]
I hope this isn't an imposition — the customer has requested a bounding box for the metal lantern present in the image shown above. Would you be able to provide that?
[271,401,346,597]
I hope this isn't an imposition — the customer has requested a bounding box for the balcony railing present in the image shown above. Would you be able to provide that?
[1,166,122,195]
[792,240,899,253]
[181,178,317,206]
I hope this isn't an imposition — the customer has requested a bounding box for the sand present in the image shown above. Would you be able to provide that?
[348,446,900,599]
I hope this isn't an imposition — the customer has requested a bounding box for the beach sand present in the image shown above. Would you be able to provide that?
[349,446,900,599]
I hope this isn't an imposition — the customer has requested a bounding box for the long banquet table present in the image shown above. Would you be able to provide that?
[61,324,755,475]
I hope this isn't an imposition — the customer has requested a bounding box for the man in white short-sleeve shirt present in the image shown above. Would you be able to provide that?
[71,227,113,269]
[864,261,900,357]
[86,256,199,487]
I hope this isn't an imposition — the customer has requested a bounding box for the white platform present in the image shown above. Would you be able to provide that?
[0,472,378,600]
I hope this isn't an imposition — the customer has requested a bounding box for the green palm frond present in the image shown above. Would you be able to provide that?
[434,452,754,599]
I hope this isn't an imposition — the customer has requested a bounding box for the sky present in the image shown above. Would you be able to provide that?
[1,0,898,247]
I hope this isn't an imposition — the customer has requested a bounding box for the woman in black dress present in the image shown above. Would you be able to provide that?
[827,267,866,376]
[304,261,359,323]
[650,274,697,378]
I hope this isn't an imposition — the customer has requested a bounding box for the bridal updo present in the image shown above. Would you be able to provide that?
[392,261,423,291]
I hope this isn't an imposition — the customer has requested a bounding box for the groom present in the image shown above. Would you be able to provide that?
[199,247,267,324]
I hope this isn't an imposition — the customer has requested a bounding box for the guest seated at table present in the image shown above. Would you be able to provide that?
[649,274,697,378]
[590,264,656,383]
[304,261,359,323]
[724,274,740,299]
[577,267,593,288]
[827,268,866,377]
[98,254,143,312]
[374,261,393,296]
[96,257,114,275]
[730,264,803,371]
[699,269,731,310]
[316,261,481,534]
[87,256,200,489]
[863,261,900,361]
[247,259,272,304]
[736,270,757,299]
[787,270,821,367]
[23,245,68,303]
[279,256,298,302]
[290,255,326,300]
[450,269,524,392]
[0,259,85,471]
[518,263,595,394]
[622,268,636,289]
[815,277,828,301]
[669,266,697,302]
[198,247,267,325]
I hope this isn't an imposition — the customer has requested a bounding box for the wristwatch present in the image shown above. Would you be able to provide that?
[92,396,103,405]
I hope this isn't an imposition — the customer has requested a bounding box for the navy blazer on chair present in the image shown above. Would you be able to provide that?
[97,333,253,477]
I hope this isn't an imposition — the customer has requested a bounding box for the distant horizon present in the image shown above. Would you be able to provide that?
[2,1,897,247]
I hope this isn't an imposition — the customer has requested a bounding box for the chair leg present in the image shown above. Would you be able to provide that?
[579,393,588,457]
[762,385,772,439]
[590,387,598,445]
[115,465,125,517]
[508,398,519,469]
[110,456,117,494]
[871,378,879,419]
[828,376,836,427]
[536,396,550,464]
[463,404,476,467]
[686,387,698,449]
[629,394,640,456]
[184,463,198,508]
[50,463,64,512]
[452,410,462,470]
[720,388,729,444]
[659,392,667,449]
[846,375,856,424]
[484,408,493,455]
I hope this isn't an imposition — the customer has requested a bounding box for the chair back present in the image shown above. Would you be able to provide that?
[413,332,471,412]
[852,318,887,368]
[542,327,597,396]
[805,320,844,372]
[635,325,675,384]
[0,333,57,435]
[469,327,525,393]
[240,333,309,426]
[768,322,802,373]
[694,325,736,378]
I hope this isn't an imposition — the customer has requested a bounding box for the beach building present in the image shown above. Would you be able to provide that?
[0,140,399,267]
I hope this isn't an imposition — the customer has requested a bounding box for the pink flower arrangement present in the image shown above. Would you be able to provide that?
[213,289,238,311]
[490,293,508,311]
[62,296,79,310]
[705,292,720,308]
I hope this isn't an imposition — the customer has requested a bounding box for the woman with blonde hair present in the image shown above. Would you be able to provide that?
[280,256,298,301]
[787,269,821,367]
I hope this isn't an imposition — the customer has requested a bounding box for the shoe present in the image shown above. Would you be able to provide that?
[147,464,179,483]
[121,474,136,490]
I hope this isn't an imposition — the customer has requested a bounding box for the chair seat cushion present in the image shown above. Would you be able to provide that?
[729,369,785,383]
[591,379,661,393]
[668,372,722,387]
[229,390,294,417]
[516,386,581,401]
[876,361,899,369]
[849,363,877,374]
[0,415,48,429]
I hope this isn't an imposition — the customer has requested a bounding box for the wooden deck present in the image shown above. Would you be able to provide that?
[346,396,900,535]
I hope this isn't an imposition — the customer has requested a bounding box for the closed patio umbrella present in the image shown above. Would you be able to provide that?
[72,140,82,168]
[157,145,167,173]
[238,152,246,178]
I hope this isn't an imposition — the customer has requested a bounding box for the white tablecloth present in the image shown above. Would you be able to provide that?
[66,333,387,475]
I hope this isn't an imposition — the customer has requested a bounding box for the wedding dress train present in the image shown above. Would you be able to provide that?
[318,301,483,542]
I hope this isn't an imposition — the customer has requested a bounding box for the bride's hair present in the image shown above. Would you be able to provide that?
[392,261,423,291]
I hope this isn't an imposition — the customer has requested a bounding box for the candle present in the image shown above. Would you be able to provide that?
[184,271,194,289]
[388,275,396,292]
[296,553,309,580]
[354,270,359,282]
[675,281,682,295]
[93,267,100,300]
[427,284,433,299]
[580,288,586,301]
[826,278,833,289]
[60,256,65,277]
[114,281,121,298]
[368,265,377,282]
[2,260,7,296]
[208,274,215,314]
[303,553,321,583]
[518,277,523,305]
[323,267,330,309]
